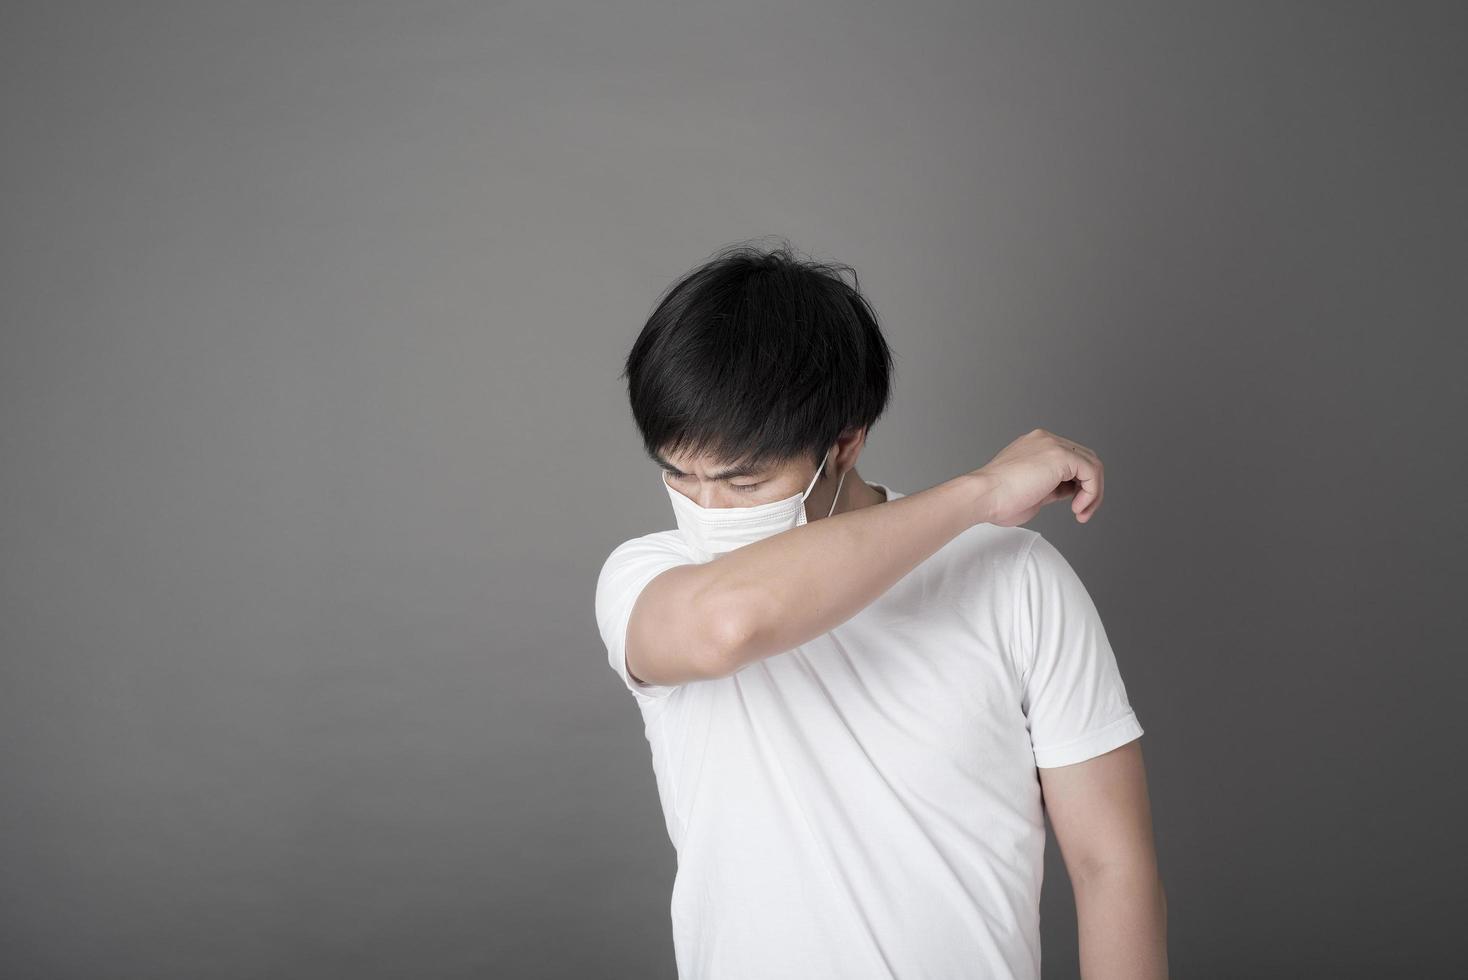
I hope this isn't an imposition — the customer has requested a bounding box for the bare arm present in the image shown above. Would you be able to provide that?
[706,471,994,674]
[627,428,1106,687]
[626,471,990,685]
[1039,740,1168,980]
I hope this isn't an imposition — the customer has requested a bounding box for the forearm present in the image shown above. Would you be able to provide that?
[1072,867,1168,980]
[700,471,994,675]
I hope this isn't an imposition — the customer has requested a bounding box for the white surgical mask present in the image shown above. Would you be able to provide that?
[663,447,849,562]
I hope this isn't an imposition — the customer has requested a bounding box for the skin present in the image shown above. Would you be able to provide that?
[631,426,1167,978]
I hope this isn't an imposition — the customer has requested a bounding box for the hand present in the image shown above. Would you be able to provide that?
[973,428,1104,527]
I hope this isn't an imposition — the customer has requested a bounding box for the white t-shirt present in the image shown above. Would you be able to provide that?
[594,481,1144,980]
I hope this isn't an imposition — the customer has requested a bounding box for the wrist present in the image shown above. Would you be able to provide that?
[959,470,1000,527]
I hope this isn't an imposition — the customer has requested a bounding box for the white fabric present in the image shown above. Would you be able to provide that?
[594,482,1144,979]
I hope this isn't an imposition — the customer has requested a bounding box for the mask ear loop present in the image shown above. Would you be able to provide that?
[810,444,847,519]
[826,463,848,519]
[801,447,831,502]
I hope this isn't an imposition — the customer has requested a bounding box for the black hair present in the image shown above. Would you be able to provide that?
[620,238,896,475]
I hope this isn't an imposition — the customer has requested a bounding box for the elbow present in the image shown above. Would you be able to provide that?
[683,564,771,682]
[1070,855,1164,893]
[700,606,752,680]
[696,589,759,681]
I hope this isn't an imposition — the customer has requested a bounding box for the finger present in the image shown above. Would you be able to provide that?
[1042,481,1077,506]
[1045,435,1103,521]
[1069,455,1103,521]
[1083,451,1105,518]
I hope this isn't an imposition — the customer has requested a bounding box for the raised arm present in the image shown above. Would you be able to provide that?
[626,428,1105,687]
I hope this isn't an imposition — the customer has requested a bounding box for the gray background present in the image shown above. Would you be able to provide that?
[2,2,1463,978]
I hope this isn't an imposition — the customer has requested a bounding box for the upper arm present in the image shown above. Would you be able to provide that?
[624,561,733,688]
[1037,739,1159,884]
[594,536,731,703]
[1012,532,1144,767]
[1011,530,1155,877]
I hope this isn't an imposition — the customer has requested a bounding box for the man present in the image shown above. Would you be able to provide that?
[595,242,1167,979]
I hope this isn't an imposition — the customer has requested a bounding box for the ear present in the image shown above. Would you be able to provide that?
[832,427,867,472]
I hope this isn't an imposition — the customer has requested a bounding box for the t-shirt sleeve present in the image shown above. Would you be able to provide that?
[1012,532,1144,768]
[595,534,695,705]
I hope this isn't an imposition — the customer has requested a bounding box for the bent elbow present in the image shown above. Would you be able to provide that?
[699,599,755,681]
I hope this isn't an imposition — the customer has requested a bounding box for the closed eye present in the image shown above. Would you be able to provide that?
[663,469,765,494]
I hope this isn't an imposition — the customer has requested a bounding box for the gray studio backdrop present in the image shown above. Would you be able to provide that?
[2,3,1463,979]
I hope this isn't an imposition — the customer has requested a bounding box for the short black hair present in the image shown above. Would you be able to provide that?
[621,238,895,474]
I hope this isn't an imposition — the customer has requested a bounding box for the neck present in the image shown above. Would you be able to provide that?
[822,466,886,519]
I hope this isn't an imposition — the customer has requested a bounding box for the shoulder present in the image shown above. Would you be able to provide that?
[939,522,1040,580]
[987,528,1099,607]
[595,529,696,603]
[599,529,692,572]
[867,522,1038,621]
[868,483,1041,601]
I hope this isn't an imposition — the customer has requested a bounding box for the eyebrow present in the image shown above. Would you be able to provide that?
[651,452,768,481]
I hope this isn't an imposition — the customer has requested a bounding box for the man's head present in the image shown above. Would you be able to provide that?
[621,240,894,511]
